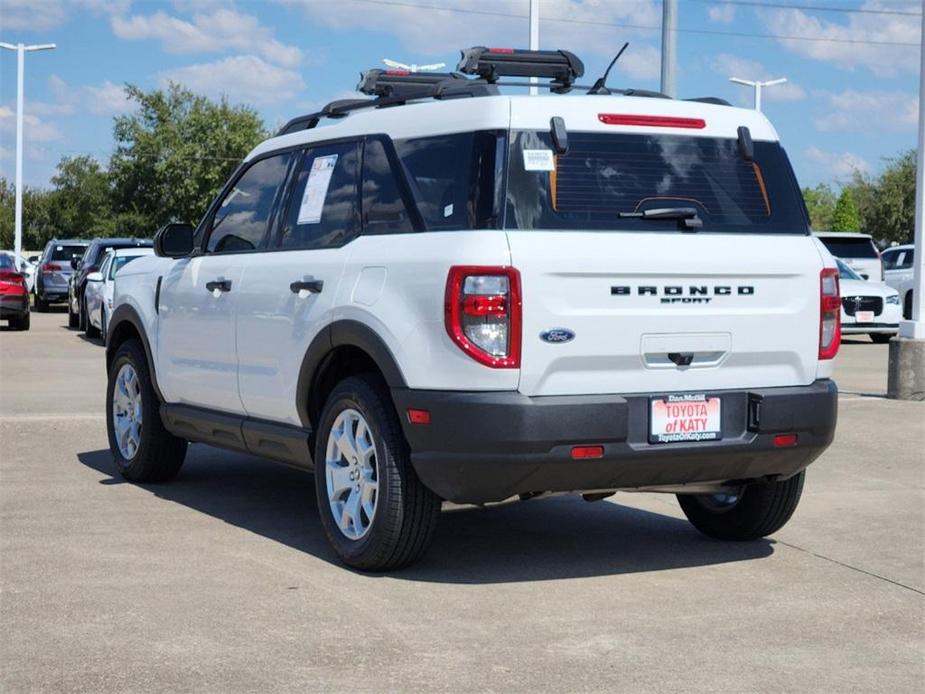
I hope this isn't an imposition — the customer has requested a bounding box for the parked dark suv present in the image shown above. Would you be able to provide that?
[68,238,151,330]
[34,239,89,312]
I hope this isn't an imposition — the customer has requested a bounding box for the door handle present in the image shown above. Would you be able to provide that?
[206,278,232,293]
[290,278,324,294]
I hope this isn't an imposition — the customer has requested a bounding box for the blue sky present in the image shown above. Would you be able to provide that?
[0,0,920,190]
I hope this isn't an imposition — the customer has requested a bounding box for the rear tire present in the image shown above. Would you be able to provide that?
[677,471,805,541]
[904,292,914,320]
[870,333,892,344]
[106,338,187,483]
[314,374,441,571]
[9,313,30,331]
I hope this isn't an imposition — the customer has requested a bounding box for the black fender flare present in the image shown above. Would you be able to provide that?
[295,320,407,428]
[106,304,164,401]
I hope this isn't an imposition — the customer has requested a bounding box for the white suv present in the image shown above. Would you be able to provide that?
[104,48,839,570]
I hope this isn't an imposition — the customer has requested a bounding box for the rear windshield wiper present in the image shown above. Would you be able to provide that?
[617,207,703,231]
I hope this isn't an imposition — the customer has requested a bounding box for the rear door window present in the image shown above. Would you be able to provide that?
[362,139,414,235]
[818,237,878,259]
[278,141,360,250]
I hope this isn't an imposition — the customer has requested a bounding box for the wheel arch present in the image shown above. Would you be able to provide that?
[297,320,407,431]
[106,304,164,401]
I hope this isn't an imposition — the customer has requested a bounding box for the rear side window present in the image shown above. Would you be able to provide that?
[884,249,914,269]
[208,152,292,253]
[394,131,501,230]
[279,141,360,250]
[818,237,878,259]
[505,131,809,234]
[362,139,413,235]
[50,245,86,262]
[0,254,14,270]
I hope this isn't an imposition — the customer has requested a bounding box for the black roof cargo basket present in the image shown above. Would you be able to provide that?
[457,47,584,92]
[357,69,497,99]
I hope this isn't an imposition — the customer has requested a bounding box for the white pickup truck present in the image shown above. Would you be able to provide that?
[104,48,839,570]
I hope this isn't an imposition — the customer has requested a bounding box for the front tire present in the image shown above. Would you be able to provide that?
[85,301,101,339]
[314,375,441,571]
[68,301,79,328]
[677,471,805,541]
[106,338,187,482]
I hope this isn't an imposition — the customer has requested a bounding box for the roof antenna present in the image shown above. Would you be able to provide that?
[588,43,629,95]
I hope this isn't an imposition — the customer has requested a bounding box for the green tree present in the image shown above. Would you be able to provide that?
[0,178,55,251]
[802,183,837,230]
[861,150,915,244]
[109,83,267,232]
[47,155,114,237]
[830,188,862,232]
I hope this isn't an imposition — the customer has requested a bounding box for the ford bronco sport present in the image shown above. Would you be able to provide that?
[104,48,839,570]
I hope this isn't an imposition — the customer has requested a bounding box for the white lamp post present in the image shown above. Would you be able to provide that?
[0,41,56,261]
[729,77,787,112]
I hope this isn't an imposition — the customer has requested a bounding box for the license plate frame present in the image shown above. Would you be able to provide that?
[856,310,875,323]
[649,393,722,444]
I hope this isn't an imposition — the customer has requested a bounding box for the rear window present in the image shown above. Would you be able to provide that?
[818,236,878,259]
[50,245,86,262]
[505,131,809,234]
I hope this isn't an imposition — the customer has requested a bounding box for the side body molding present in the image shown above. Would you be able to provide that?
[295,319,407,429]
[106,303,164,402]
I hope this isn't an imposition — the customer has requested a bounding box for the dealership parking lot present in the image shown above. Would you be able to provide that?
[1,312,923,692]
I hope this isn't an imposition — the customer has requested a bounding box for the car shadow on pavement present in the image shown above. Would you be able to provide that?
[76,445,773,583]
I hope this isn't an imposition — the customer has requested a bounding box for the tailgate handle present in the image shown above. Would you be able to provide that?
[668,352,694,367]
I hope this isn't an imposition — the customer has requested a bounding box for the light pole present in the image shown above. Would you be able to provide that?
[729,77,787,112]
[529,0,539,95]
[0,41,56,261]
[660,0,677,97]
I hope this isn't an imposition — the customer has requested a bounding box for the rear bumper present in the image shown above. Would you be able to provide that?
[0,295,29,317]
[392,380,838,504]
[842,322,898,334]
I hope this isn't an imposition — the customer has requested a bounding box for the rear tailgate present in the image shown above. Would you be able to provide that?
[509,231,824,396]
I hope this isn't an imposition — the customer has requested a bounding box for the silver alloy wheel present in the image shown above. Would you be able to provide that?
[325,408,379,540]
[112,363,143,460]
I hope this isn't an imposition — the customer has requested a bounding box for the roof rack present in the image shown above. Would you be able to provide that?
[457,47,584,93]
[275,46,731,137]
[357,69,496,99]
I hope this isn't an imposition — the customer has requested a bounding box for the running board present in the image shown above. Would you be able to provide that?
[160,403,313,469]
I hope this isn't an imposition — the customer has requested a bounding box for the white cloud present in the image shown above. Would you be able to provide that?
[282,0,660,58]
[813,89,917,133]
[112,8,302,68]
[758,1,919,77]
[617,44,662,81]
[0,105,62,143]
[158,55,306,105]
[0,0,129,31]
[806,146,870,179]
[47,74,133,116]
[710,54,806,103]
[708,5,736,24]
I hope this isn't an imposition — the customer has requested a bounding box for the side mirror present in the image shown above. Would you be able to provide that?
[154,223,195,258]
[27,256,38,264]
[71,257,81,270]
[87,271,103,283]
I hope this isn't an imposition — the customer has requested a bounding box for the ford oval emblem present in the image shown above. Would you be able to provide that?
[540,328,575,344]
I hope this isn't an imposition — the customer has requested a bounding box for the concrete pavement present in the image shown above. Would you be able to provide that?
[1,313,923,692]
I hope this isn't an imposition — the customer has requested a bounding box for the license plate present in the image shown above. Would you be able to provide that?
[650,394,721,444]
[856,310,875,323]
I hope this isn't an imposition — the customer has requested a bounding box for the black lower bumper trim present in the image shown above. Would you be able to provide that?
[392,380,838,504]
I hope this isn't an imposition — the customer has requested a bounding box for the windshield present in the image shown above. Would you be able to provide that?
[109,255,144,279]
[504,131,809,234]
[818,236,878,259]
[836,258,862,281]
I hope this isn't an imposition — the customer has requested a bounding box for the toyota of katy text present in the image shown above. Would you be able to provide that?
[104,48,840,571]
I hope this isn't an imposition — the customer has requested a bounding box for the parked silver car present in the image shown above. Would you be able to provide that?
[33,239,88,311]
[882,244,915,319]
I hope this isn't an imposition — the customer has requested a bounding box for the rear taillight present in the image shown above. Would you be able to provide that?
[445,266,521,368]
[42,263,63,272]
[0,271,25,288]
[819,267,841,360]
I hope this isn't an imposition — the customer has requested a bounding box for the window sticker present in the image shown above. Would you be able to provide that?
[443,203,454,218]
[297,154,338,224]
[523,149,555,172]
